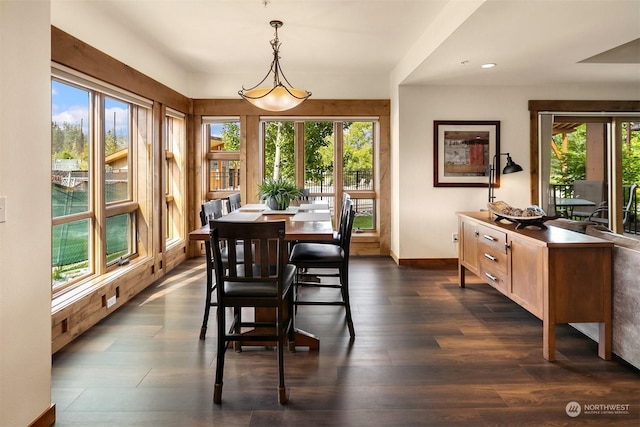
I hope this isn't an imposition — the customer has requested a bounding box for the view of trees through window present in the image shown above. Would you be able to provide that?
[550,122,640,186]
[262,120,375,230]
[549,121,639,235]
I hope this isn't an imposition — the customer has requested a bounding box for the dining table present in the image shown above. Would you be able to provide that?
[188,202,334,350]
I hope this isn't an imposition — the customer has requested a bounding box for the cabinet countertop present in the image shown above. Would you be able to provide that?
[457,211,614,248]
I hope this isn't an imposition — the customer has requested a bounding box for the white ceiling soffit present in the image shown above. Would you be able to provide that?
[580,38,640,64]
[401,0,640,86]
[51,0,640,91]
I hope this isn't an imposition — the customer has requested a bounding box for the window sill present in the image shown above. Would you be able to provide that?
[52,256,151,314]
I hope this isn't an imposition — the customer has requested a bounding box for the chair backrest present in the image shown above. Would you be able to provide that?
[339,199,356,257]
[336,193,351,241]
[299,188,310,202]
[209,220,288,299]
[623,183,638,224]
[572,180,605,214]
[226,193,242,213]
[200,199,224,226]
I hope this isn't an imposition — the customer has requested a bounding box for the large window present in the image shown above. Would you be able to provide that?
[51,68,150,294]
[165,109,186,244]
[205,118,241,198]
[262,118,378,231]
[532,101,640,236]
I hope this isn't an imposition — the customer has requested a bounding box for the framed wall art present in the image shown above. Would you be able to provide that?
[433,120,500,187]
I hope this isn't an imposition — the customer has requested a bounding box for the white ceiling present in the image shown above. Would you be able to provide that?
[51,0,640,97]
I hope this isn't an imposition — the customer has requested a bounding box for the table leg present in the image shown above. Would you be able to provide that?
[543,319,555,361]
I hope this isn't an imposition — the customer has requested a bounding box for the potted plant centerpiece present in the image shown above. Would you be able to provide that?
[258,177,302,211]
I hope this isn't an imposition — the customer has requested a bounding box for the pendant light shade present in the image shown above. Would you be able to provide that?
[239,20,311,112]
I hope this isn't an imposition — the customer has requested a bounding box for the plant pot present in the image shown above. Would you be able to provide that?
[266,197,289,211]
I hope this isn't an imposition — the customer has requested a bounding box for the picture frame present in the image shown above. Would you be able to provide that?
[433,120,500,187]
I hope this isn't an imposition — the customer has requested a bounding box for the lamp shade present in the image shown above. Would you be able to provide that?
[502,155,523,174]
[240,85,309,112]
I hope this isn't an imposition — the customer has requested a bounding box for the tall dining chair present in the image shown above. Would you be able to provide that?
[209,220,295,404]
[226,192,242,213]
[288,199,356,337]
[199,199,224,340]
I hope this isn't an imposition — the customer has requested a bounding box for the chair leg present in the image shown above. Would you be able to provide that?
[200,269,213,340]
[340,266,355,338]
[287,288,296,352]
[277,306,288,404]
[213,306,226,404]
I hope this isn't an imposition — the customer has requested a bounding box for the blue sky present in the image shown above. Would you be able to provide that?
[52,80,129,135]
[53,79,227,139]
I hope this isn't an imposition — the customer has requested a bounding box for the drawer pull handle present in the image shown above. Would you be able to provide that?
[484,272,498,282]
[484,253,497,262]
[483,234,496,242]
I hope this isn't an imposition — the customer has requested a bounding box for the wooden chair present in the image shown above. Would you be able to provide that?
[226,193,242,213]
[209,220,295,405]
[289,199,356,337]
[199,199,225,340]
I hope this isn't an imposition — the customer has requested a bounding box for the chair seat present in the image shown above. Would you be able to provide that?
[290,242,344,263]
[225,264,296,297]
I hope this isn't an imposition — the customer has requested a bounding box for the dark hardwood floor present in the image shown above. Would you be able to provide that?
[52,256,639,426]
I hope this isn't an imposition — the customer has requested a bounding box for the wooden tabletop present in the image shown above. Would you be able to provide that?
[189,209,334,242]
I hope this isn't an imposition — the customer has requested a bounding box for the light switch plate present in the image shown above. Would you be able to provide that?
[0,196,6,223]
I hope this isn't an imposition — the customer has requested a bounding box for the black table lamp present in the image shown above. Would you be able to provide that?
[488,153,523,203]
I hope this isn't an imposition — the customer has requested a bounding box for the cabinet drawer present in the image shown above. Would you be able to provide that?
[478,224,507,253]
[480,264,508,293]
[479,246,507,274]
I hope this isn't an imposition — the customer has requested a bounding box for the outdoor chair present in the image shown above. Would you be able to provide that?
[588,183,638,229]
[572,179,606,219]
[209,220,295,404]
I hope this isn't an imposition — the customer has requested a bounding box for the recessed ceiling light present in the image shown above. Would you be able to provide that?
[481,63,496,69]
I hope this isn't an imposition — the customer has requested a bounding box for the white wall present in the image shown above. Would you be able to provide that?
[393,83,639,259]
[0,1,53,426]
[51,0,191,96]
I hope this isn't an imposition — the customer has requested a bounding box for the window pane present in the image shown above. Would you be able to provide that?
[166,114,185,242]
[208,121,241,192]
[264,121,295,181]
[52,219,90,289]
[343,121,373,190]
[104,97,130,203]
[209,160,241,191]
[210,122,240,152]
[352,198,375,231]
[106,213,134,263]
[304,121,334,195]
[52,80,90,217]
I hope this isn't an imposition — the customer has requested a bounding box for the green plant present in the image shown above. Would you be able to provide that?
[257,177,302,210]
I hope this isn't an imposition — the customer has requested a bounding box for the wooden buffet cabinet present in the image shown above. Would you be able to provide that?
[457,211,613,361]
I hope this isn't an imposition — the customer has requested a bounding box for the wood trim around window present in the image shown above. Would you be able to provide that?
[528,100,640,204]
